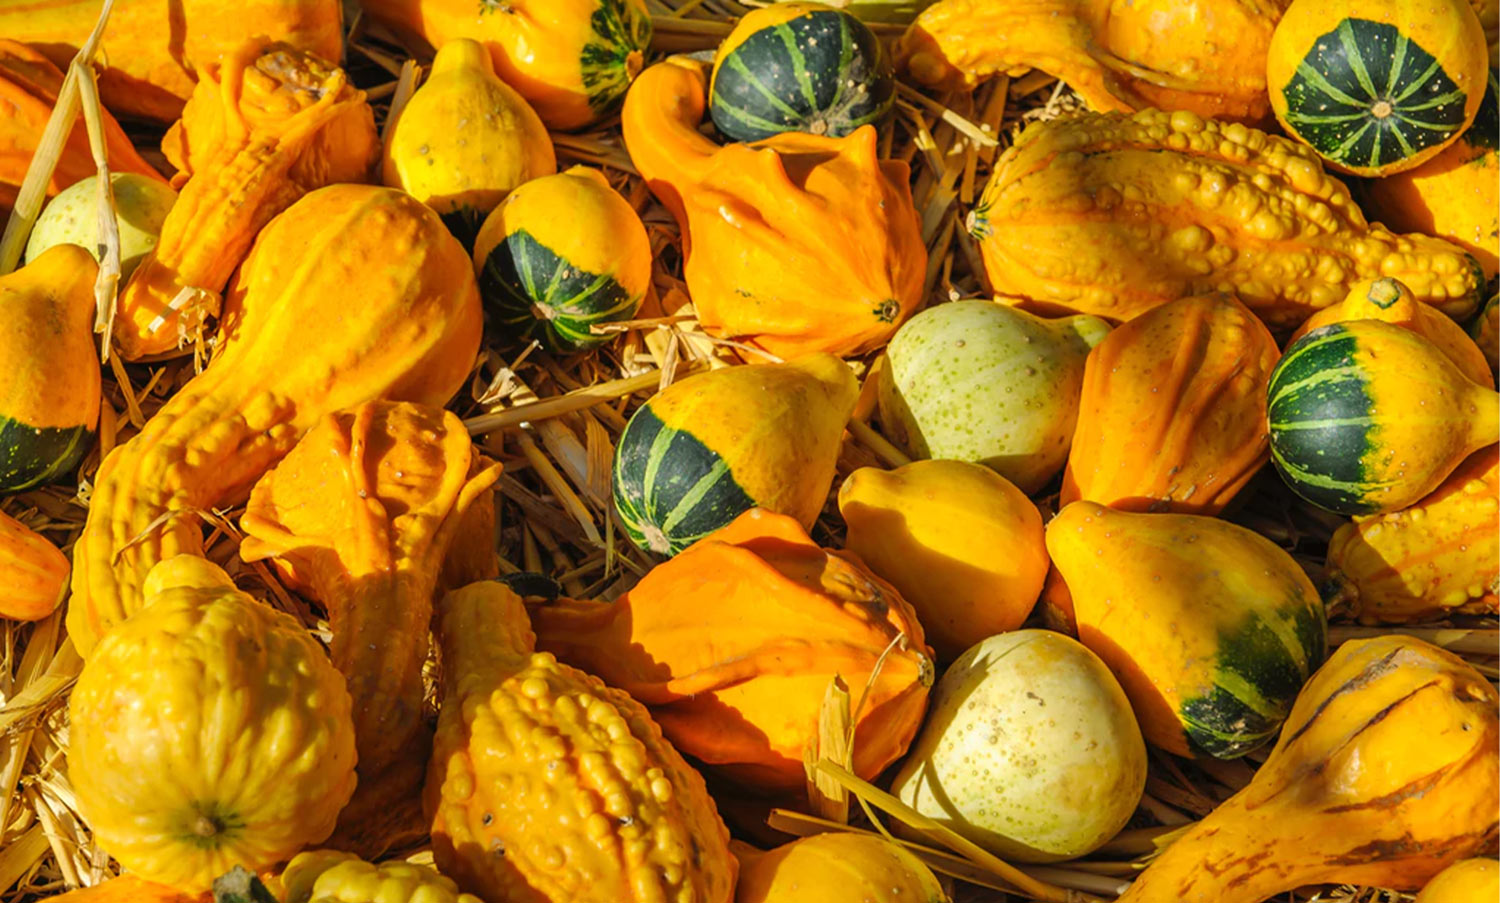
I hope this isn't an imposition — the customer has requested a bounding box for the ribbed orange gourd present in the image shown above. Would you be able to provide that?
[1116,635,1499,902]
[240,402,502,858]
[896,0,1288,124]
[425,580,737,903]
[971,110,1486,326]
[1062,293,1279,514]
[115,41,378,360]
[622,57,926,357]
[530,508,934,791]
[0,510,67,621]
[67,184,481,658]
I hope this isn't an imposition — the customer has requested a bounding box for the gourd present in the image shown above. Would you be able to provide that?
[26,174,177,281]
[1267,0,1489,177]
[359,0,652,130]
[710,3,894,142]
[1062,293,1280,515]
[382,39,556,243]
[612,354,857,556]
[425,579,738,903]
[67,184,482,658]
[43,876,206,902]
[0,509,68,621]
[1046,502,1327,758]
[277,851,482,903]
[0,0,342,123]
[876,300,1110,493]
[838,460,1047,661]
[1267,320,1500,514]
[889,630,1146,863]
[735,834,946,903]
[239,402,502,857]
[0,40,164,209]
[1325,446,1498,623]
[1116,635,1499,902]
[1474,293,1499,370]
[1416,859,1500,903]
[68,556,357,893]
[970,109,1487,326]
[530,508,934,791]
[895,0,1289,124]
[0,245,100,493]
[115,40,379,361]
[622,56,926,358]
[472,166,648,350]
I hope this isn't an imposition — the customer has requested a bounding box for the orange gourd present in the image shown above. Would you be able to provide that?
[0,509,68,621]
[42,876,205,902]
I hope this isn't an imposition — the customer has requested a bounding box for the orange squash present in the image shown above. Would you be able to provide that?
[0,509,68,621]
[41,876,205,902]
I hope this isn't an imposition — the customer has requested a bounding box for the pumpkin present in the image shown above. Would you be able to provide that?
[1416,859,1500,903]
[1061,293,1280,515]
[1116,635,1499,902]
[530,508,934,791]
[622,56,926,358]
[1473,292,1500,370]
[890,630,1146,862]
[115,40,379,361]
[1267,319,1500,515]
[838,460,1047,661]
[382,39,556,244]
[1046,502,1327,758]
[895,0,1288,124]
[43,876,206,902]
[1267,0,1489,177]
[0,245,100,493]
[26,174,177,281]
[970,109,1487,326]
[472,166,648,350]
[0,509,68,621]
[1325,446,1498,623]
[67,184,482,658]
[876,300,1110,493]
[360,0,651,130]
[278,851,482,903]
[710,3,894,142]
[735,834,946,903]
[69,556,357,893]
[426,579,738,903]
[612,354,857,556]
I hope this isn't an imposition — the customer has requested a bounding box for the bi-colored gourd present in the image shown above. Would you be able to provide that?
[1325,446,1498,623]
[1268,320,1500,514]
[612,354,857,556]
[382,39,556,242]
[622,56,926,357]
[0,509,68,621]
[1062,293,1280,515]
[735,834,946,903]
[1046,502,1327,757]
[25,174,177,281]
[69,556,357,893]
[360,0,651,129]
[67,184,482,658]
[839,460,1047,660]
[1267,0,1489,176]
[1117,635,1499,902]
[0,245,100,493]
[970,110,1487,326]
[115,41,379,360]
[426,580,737,903]
[896,0,1288,124]
[472,166,648,349]
[1416,859,1500,903]
[277,851,482,903]
[240,402,502,857]
[530,509,934,791]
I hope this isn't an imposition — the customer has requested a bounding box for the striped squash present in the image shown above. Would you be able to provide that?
[1267,320,1500,515]
[1268,0,1490,176]
[1046,502,1327,759]
[612,354,858,556]
[710,2,894,142]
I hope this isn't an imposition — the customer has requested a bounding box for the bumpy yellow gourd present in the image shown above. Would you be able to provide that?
[735,834,947,903]
[279,851,483,903]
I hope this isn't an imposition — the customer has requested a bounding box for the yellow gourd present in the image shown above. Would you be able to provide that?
[735,834,947,903]
[1416,859,1500,903]
[279,851,483,903]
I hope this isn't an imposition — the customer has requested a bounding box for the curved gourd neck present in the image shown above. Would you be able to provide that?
[622,57,719,221]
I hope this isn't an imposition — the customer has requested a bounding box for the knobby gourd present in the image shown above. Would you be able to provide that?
[69,556,357,893]
[116,40,379,360]
[1415,859,1500,903]
[0,509,68,621]
[734,834,946,903]
[276,850,483,903]
[240,402,502,858]
[1116,635,1499,902]
[530,509,934,791]
[426,580,737,903]
[67,184,482,658]
[26,174,177,282]
[970,109,1487,326]
[622,56,926,357]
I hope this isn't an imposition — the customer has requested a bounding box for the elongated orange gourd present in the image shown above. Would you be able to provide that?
[0,510,68,621]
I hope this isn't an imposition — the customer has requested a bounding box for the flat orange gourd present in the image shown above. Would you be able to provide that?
[0,509,68,621]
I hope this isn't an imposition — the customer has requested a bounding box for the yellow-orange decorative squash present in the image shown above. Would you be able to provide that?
[734,834,947,903]
[1416,859,1500,903]
[67,184,482,658]
[0,509,68,621]
[278,851,483,903]
[425,580,737,903]
[42,876,206,902]
[622,56,926,357]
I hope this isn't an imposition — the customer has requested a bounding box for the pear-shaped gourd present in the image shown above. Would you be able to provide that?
[1416,859,1500,903]
[735,834,946,903]
[878,300,1110,493]
[26,173,177,281]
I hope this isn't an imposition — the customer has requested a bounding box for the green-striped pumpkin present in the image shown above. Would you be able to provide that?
[1267,0,1490,176]
[709,2,895,143]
